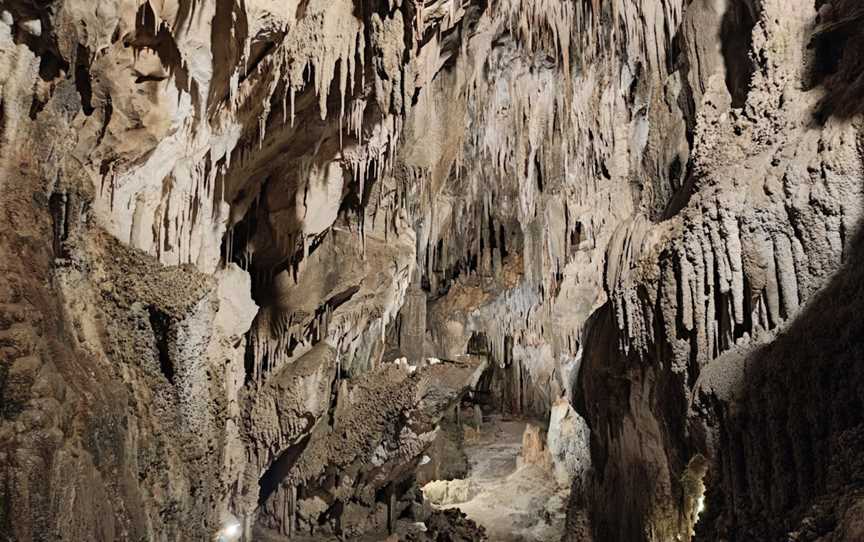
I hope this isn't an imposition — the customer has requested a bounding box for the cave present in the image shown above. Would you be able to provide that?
[2,1,864,541]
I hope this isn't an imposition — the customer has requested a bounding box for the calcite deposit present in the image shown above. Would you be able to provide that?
[1,0,863,540]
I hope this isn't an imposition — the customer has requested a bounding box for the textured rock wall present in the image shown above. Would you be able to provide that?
[1,0,863,540]
[573,1,864,540]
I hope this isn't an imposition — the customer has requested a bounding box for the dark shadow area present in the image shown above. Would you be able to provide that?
[808,0,864,122]
[74,44,94,115]
[720,0,758,108]
[693,202,864,540]
[258,432,313,504]
[147,308,175,384]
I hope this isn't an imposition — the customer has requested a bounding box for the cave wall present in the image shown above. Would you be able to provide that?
[1,0,862,540]
[574,1,864,540]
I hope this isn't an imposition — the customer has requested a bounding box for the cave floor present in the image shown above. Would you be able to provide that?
[437,417,569,542]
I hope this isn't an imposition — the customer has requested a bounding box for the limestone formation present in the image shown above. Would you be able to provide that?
[1,0,863,540]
